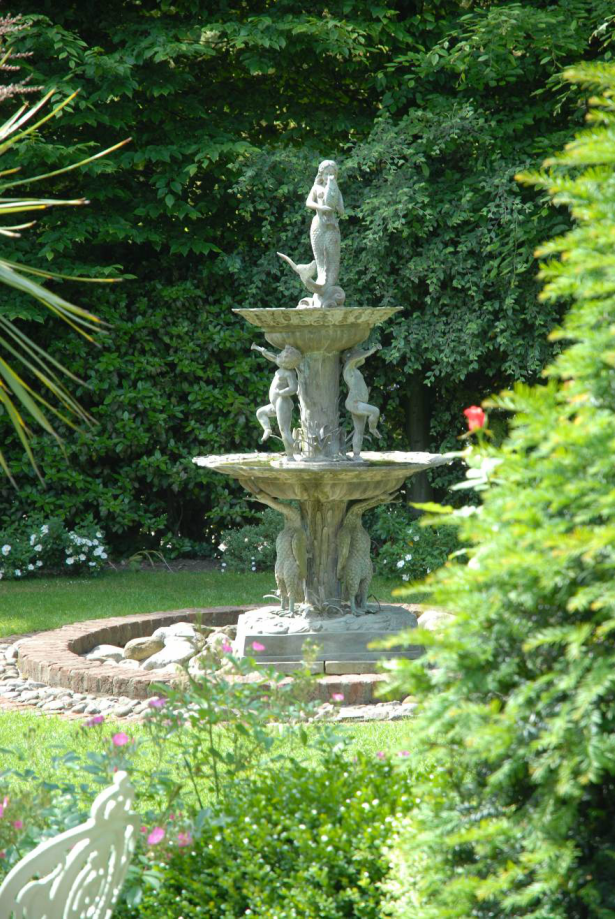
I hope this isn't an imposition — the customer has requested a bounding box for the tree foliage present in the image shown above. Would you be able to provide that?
[385,61,615,919]
[0,1,612,551]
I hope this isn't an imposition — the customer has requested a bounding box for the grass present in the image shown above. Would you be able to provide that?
[0,570,401,637]
[0,709,417,798]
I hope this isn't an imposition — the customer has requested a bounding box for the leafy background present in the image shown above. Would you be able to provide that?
[0,0,612,554]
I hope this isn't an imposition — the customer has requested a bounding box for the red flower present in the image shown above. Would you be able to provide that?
[463,406,486,432]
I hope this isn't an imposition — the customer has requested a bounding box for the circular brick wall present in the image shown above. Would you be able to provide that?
[16,606,402,703]
[17,607,252,700]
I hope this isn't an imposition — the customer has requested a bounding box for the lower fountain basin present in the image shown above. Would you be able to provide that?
[193,451,451,502]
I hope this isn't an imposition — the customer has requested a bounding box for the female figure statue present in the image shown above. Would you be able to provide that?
[278,159,346,309]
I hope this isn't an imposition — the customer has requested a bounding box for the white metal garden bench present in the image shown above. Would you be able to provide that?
[0,770,137,919]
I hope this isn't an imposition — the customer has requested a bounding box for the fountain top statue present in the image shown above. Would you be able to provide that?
[278,159,346,310]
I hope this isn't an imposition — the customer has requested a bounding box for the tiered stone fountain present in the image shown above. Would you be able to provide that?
[194,160,448,672]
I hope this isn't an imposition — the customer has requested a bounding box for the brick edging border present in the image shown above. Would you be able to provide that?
[16,607,254,700]
[15,606,406,704]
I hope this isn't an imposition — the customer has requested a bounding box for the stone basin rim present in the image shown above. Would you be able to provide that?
[193,450,453,473]
[234,306,402,327]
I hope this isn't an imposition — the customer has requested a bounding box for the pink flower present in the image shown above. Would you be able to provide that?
[112,732,130,747]
[331,692,344,702]
[222,642,232,653]
[0,851,5,859]
[376,751,386,760]
[148,697,166,709]
[252,641,265,652]
[399,750,410,758]
[140,826,148,834]
[85,715,104,727]
[463,405,486,432]
[0,796,9,818]
[13,819,23,830]
[177,832,192,848]
[147,826,165,845]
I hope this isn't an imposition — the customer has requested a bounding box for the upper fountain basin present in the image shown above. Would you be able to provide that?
[193,451,452,502]
[234,307,401,353]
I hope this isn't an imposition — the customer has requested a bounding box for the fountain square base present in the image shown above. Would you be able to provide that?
[234,604,421,670]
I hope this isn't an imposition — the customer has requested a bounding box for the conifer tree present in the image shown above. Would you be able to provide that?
[385,62,615,919]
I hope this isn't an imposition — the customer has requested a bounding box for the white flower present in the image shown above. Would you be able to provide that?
[34,544,42,553]
[84,539,92,547]
[92,538,99,546]
[36,560,43,568]
[79,554,86,562]
[40,524,49,535]
[27,564,34,571]
[30,534,36,546]
[1,545,11,556]
[14,569,21,577]
[396,560,405,569]
[402,574,409,581]
[96,531,103,538]
[89,561,96,567]
[100,552,107,560]
[468,557,481,570]
[66,557,75,565]
[93,546,103,557]
[404,553,412,561]
[218,542,227,552]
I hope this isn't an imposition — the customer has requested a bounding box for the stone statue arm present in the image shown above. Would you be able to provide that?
[251,343,279,365]
[306,185,333,215]
[336,187,345,217]
[344,344,381,369]
[276,371,298,398]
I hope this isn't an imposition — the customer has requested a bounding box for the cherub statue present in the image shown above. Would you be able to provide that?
[342,344,382,459]
[251,343,302,460]
[337,491,398,615]
[247,488,307,615]
[278,159,345,309]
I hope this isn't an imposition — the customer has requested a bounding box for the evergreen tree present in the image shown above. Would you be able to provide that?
[385,61,615,919]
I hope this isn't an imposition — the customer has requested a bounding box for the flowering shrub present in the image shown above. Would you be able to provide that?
[0,516,108,580]
[0,650,413,917]
[218,508,281,572]
[369,504,460,582]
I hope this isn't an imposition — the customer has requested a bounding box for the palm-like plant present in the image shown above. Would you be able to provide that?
[0,64,128,482]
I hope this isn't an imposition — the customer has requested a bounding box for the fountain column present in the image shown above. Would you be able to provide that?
[296,353,341,459]
[301,498,346,602]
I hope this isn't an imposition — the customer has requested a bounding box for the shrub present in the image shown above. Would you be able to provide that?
[133,749,411,919]
[369,504,460,582]
[0,516,108,580]
[383,64,615,919]
[218,508,281,573]
[0,653,410,918]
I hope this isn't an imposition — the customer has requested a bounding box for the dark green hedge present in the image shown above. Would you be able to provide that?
[0,1,612,551]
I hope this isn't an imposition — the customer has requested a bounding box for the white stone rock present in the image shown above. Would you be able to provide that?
[84,644,125,663]
[117,658,141,670]
[141,640,196,671]
[417,609,454,631]
[151,622,198,642]
[123,636,165,661]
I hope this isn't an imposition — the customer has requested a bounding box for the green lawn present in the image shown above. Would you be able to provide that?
[0,709,416,797]
[0,570,401,637]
